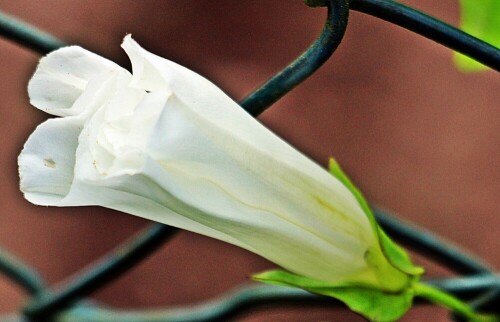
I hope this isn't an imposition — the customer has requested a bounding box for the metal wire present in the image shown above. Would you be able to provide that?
[374,208,492,276]
[59,275,496,322]
[22,225,177,320]
[48,276,500,322]
[426,275,500,301]
[0,11,64,54]
[240,0,349,116]
[0,247,46,295]
[21,209,499,320]
[349,0,500,71]
[375,208,500,314]
[347,0,500,314]
[2,276,498,322]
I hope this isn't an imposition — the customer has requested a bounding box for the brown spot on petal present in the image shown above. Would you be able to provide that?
[43,158,56,168]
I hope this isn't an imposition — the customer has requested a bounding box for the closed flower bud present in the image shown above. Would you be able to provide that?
[19,36,420,308]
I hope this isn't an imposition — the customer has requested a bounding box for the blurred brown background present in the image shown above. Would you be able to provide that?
[0,0,498,321]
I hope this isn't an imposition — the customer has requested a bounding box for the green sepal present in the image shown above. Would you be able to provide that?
[455,0,500,71]
[253,269,415,322]
[378,227,425,276]
[328,158,424,276]
[328,158,378,231]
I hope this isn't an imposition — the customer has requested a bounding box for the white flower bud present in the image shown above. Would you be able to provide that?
[19,35,406,289]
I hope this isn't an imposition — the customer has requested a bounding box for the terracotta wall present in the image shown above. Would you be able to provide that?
[0,1,498,321]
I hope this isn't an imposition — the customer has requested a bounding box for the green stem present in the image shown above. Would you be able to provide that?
[413,282,499,322]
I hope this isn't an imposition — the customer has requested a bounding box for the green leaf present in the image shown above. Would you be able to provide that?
[328,158,424,276]
[253,270,415,322]
[455,0,500,71]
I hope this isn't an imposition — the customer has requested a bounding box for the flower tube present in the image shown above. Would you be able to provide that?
[19,35,425,320]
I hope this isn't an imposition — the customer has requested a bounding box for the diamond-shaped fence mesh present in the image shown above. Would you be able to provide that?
[0,1,498,321]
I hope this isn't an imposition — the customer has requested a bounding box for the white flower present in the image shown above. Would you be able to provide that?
[19,35,408,290]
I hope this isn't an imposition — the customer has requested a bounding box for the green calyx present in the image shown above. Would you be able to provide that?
[253,158,425,321]
[253,270,498,322]
[253,158,496,321]
[253,269,416,322]
[328,158,424,279]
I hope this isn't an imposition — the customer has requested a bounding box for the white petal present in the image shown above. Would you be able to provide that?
[121,35,168,91]
[72,85,374,282]
[121,36,362,215]
[28,46,122,117]
[143,96,375,282]
[142,161,370,283]
[119,36,379,282]
[122,35,373,237]
[18,117,81,205]
[70,154,371,284]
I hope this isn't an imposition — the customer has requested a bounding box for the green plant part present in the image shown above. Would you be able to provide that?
[253,159,424,321]
[455,0,500,71]
[254,159,498,321]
